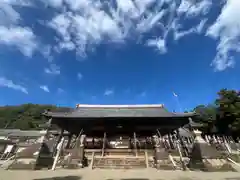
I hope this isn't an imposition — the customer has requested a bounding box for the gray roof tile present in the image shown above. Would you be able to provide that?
[43,105,196,118]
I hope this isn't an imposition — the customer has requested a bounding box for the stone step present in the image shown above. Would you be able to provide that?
[92,157,147,169]
[85,149,147,157]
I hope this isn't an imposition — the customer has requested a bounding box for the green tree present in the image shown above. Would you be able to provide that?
[0,104,71,130]
[215,89,240,135]
[193,104,217,133]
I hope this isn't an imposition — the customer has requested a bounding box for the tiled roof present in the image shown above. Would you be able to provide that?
[43,104,196,118]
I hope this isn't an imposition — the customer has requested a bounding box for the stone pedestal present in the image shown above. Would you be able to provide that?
[153,135,173,170]
[65,135,86,169]
[8,140,55,170]
[34,142,54,170]
[188,130,236,172]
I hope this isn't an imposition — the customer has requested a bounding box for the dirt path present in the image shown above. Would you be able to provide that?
[1,169,240,180]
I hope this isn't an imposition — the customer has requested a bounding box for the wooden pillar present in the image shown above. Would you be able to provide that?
[65,133,73,149]
[89,152,95,169]
[101,132,106,157]
[145,150,149,168]
[188,117,194,132]
[168,133,174,149]
[153,135,161,169]
[133,132,138,157]
[79,134,86,166]
[53,128,64,156]
[66,129,84,168]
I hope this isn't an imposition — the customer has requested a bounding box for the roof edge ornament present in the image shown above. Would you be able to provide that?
[75,104,164,108]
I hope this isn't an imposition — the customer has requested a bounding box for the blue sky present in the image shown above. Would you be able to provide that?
[0,0,239,112]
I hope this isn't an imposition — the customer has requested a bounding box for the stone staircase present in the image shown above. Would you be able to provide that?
[92,156,147,169]
[86,149,150,169]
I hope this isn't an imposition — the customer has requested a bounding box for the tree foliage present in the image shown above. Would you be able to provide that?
[0,89,239,137]
[215,89,240,135]
[193,104,217,133]
[0,104,70,130]
[193,89,240,137]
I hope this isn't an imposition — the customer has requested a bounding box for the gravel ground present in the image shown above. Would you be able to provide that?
[0,169,240,180]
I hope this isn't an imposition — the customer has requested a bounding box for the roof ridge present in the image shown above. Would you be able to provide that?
[76,104,164,108]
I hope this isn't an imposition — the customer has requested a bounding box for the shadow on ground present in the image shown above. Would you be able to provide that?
[34,176,81,180]
[107,179,150,180]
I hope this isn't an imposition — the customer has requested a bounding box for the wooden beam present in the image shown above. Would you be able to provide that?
[52,137,64,170]
[176,141,186,171]
[156,129,162,138]
[176,129,188,157]
[168,133,174,149]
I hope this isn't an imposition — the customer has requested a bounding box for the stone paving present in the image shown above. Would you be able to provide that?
[1,169,240,180]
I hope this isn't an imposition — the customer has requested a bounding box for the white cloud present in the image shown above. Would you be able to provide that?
[146,38,167,54]
[48,3,125,55]
[177,0,212,17]
[174,19,207,40]
[116,0,141,19]
[1,0,239,71]
[47,0,169,56]
[0,77,28,94]
[136,10,166,33]
[104,89,114,96]
[0,26,37,57]
[40,85,50,92]
[0,1,38,57]
[48,13,73,51]
[44,64,60,75]
[206,0,240,71]
[0,0,213,63]
[0,1,20,25]
[1,0,31,6]
[42,45,53,62]
[77,73,83,80]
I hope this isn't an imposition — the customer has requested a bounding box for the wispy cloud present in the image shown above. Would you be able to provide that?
[206,0,240,71]
[44,64,60,75]
[173,18,208,41]
[1,0,239,71]
[0,1,20,26]
[57,88,64,93]
[46,0,212,56]
[0,1,38,57]
[0,77,28,94]
[177,0,212,17]
[77,73,83,80]
[40,85,50,93]
[104,89,114,96]
[42,45,53,62]
[146,38,167,54]
[0,26,37,57]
